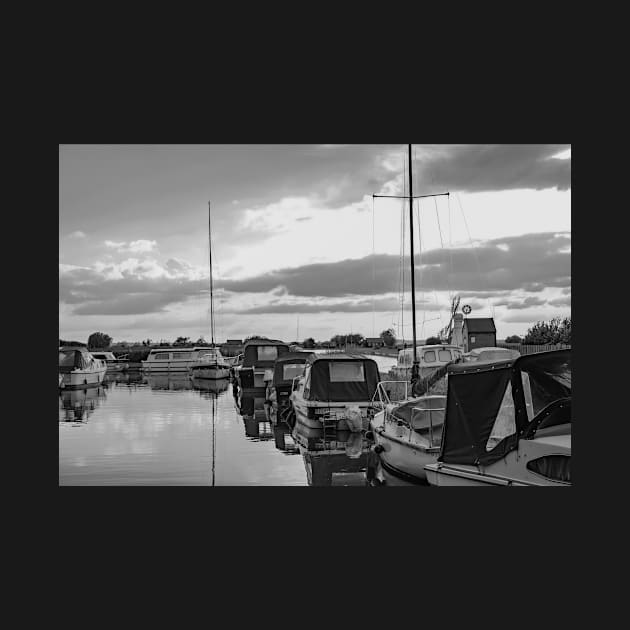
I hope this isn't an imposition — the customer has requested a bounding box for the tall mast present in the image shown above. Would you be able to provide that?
[408,144,419,379]
[371,146,449,386]
[208,201,215,346]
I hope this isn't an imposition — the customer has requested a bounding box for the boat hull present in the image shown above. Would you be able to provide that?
[59,367,106,389]
[293,403,370,431]
[372,425,438,483]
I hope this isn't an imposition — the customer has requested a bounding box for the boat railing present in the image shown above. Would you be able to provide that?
[372,381,409,409]
[411,402,446,448]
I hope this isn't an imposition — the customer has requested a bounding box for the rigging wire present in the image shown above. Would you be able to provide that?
[372,195,375,338]
[455,193,494,318]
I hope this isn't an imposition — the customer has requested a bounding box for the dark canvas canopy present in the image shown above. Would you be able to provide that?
[59,347,92,373]
[242,340,290,368]
[439,350,571,466]
[272,352,311,387]
[304,354,379,403]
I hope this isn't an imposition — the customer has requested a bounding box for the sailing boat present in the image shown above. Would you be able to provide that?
[189,202,230,380]
[368,145,454,483]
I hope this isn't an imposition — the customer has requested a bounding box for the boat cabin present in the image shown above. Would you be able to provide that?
[269,352,311,406]
[237,339,290,389]
[297,354,380,404]
[439,349,571,467]
[59,347,99,373]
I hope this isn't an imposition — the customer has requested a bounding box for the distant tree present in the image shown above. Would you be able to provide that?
[245,335,269,342]
[303,337,315,349]
[379,328,396,348]
[87,332,112,350]
[523,317,571,345]
[196,336,208,345]
[425,336,442,346]
[60,339,86,347]
[174,336,191,346]
[505,335,522,344]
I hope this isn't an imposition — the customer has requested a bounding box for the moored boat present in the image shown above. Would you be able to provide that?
[235,339,290,392]
[369,379,447,483]
[424,349,571,486]
[266,351,311,411]
[289,353,379,431]
[141,346,213,372]
[59,346,107,389]
[189,347,230,380]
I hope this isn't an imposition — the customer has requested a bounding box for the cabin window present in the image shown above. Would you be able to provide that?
[329,362,365,382]
[470,336,476,343]
[59,351,76,367]
[423,350,436,363]
[438,349,452,362]
[172,352,192,360]
[283,364,305,380]
[486,381,516,451]
[153,352,170,360]
[257,346,278,361]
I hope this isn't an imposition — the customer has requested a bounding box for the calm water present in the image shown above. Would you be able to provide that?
[58,354,415,486]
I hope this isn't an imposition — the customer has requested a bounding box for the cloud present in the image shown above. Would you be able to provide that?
[59,258,207,315]
[104,239,157,253]
[413,144,571,193]
[68,231,86,239]
[494,296,548,310]
[237,296,443,315]
[217,231,571,297]
[548,296,571,307]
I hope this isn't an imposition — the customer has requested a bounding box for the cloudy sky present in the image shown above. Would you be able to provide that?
[59,144,571,344]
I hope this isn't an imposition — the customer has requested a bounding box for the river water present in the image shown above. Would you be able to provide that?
[58,354,415,486]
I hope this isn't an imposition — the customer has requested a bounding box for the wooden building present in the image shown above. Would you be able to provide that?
[462,318,496,352]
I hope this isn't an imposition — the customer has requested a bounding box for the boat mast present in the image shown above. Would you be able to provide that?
[208,201,215,346]
[372,146,449,385]
[408,144,419,380]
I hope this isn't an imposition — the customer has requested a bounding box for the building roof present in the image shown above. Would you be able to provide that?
[463,317,496,333]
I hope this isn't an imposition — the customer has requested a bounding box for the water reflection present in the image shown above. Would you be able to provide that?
[191,376,230,396]
[292,422,371,486]
[145,374,193,391]
[235,391,274,440]
[59,385,107,425]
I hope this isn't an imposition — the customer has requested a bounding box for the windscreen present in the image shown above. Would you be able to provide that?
[283,363,305,381]
[329,362,364,382]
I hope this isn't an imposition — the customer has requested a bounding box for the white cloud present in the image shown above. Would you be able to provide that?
[68,230,86,239]
[104,239,157,253]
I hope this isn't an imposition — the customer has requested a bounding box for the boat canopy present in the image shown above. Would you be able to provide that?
[303,354,379,403]
[272,352,311,387]
[439,349,571,466]
[59,347,93,373]
[242,340,290,368]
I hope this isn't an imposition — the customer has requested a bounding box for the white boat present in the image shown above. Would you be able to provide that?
[289,353,379,431]
[189,348,230,380]
[389,344,462,387]
[424,349,571,486]
[59,346,107,389]
[188,201,230,381]
[141,346,214,372]
[369,380,446,483]
[90,351,128,372]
